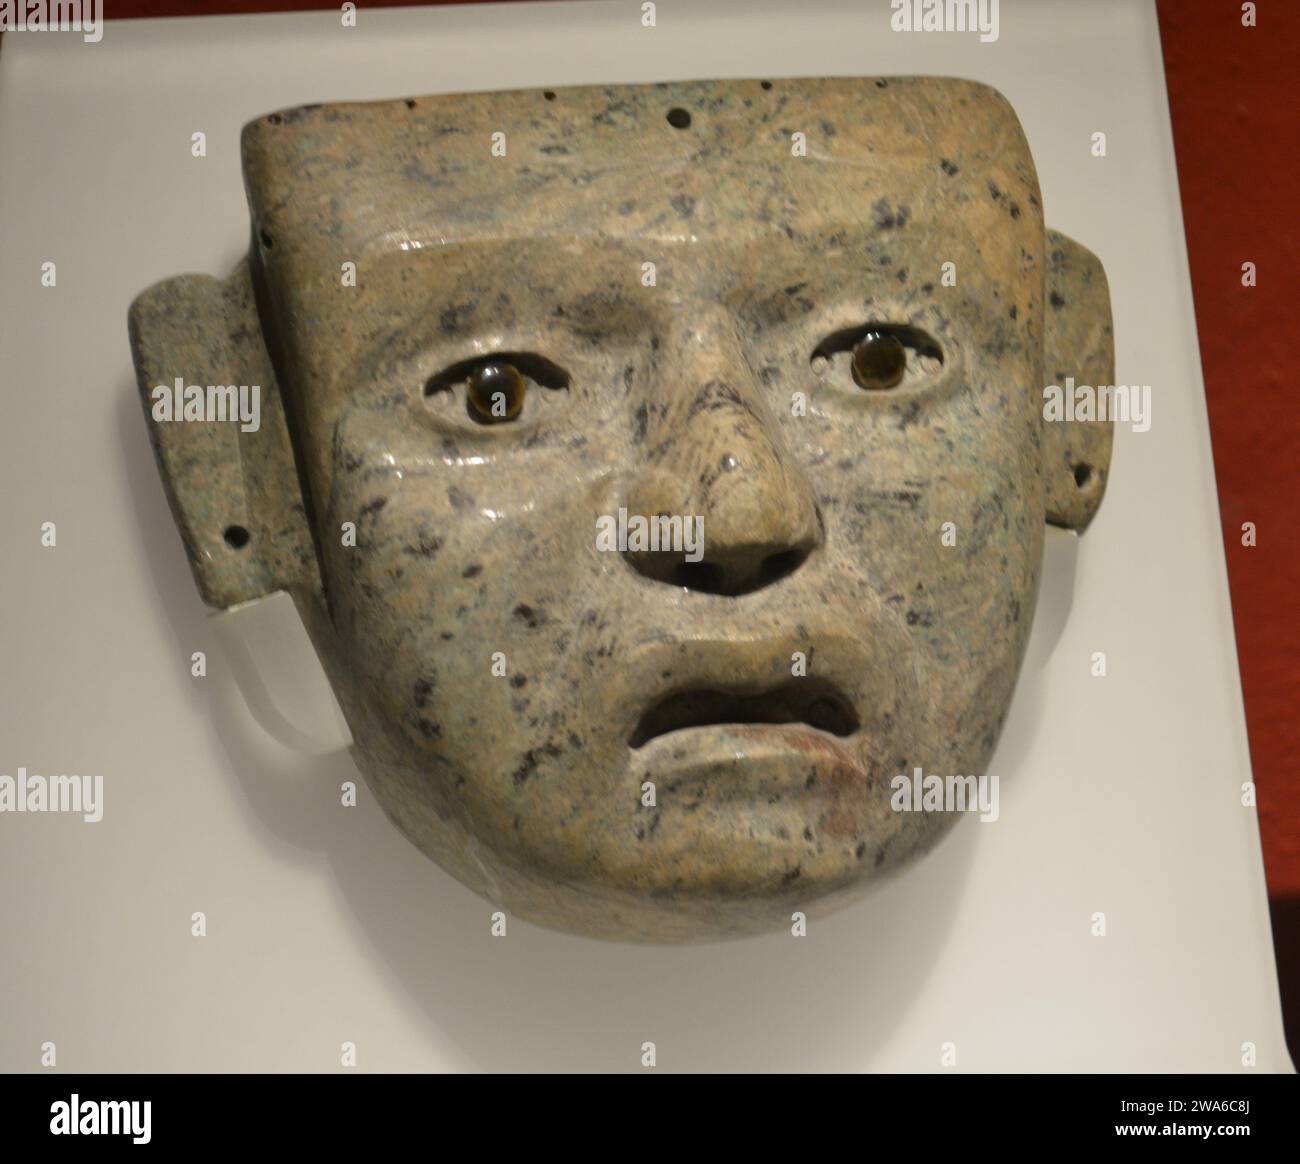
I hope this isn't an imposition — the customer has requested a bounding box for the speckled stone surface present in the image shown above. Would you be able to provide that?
[129,77,1113,942]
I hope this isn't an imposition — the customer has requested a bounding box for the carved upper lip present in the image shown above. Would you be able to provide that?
[629,677,860,748]
[622,631,893,753]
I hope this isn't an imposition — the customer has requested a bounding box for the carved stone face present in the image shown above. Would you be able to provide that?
[131,78,1113,941]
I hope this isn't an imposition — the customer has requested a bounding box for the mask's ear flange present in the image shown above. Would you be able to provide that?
[1042,228,1115,532]
[129,259,316,608]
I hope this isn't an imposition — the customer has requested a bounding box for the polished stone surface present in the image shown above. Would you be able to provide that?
[130,77,1113,941]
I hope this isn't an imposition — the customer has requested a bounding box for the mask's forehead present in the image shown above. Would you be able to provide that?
[242,76,1040,264]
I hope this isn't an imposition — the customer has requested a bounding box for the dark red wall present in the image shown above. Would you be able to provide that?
[1156,0,1299,1053]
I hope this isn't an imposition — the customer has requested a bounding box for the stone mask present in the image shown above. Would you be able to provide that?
[130,78,1113,942]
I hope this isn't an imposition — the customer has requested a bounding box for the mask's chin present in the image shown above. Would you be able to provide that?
[355,699,953,942]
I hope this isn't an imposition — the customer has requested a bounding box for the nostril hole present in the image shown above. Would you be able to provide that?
[1074,463,1094,488]
[223,524,250,550]
[663,549,810,596]
[760,548,807,585]
[672,561,723,591]
[666,107,692,130]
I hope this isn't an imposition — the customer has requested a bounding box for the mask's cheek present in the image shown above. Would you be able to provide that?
[312,475,444,742]
[314,458,602,859]
[910,467,1040,777]
[824,403,1039,775]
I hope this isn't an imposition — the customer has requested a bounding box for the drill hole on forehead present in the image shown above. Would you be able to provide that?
[760,80,773,91]
[543,90,557,101]
[666,107,692,129]
[223,524,251,550]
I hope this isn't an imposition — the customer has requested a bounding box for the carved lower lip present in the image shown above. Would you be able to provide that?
[629,678,860,749]
[626,722,874,817]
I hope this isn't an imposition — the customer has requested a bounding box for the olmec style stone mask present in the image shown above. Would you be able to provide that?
[130,78,1113,941]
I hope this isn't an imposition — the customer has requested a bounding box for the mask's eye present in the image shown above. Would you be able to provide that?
[812,323,943,391]
[850,332,907,390]
[424,352,569,427]
[467,361,525,423]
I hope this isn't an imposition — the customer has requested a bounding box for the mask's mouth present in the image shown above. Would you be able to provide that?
[629,678,860,749]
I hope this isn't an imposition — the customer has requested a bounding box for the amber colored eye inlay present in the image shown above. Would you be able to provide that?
[850,332,908,390]
[466,361,526,423]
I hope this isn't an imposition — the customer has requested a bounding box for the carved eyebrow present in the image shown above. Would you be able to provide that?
[423,351,571,396]
[729,281,820,335]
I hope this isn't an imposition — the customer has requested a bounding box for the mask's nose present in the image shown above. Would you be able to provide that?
[623,332,822,596]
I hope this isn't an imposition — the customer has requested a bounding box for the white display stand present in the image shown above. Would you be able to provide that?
[0,0,1289,1072]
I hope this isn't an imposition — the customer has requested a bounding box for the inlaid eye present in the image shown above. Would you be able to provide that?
[850,332,907,390]
[424,352,571,430]
[466,361,526,423]
[811,323,943,392]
